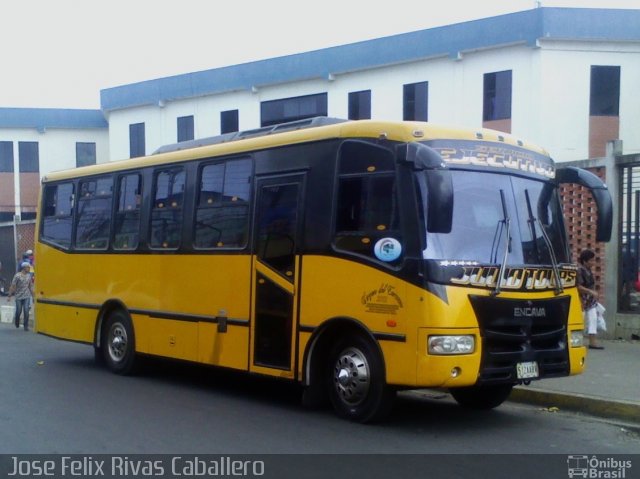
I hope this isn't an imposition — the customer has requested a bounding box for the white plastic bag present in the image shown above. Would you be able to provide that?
[596,302,607,332]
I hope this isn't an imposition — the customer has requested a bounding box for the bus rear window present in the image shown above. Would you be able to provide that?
[41,182,75,249]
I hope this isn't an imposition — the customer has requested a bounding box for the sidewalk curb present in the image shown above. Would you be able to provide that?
[510,387,640,424]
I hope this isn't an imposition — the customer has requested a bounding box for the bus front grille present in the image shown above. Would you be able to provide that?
[469,295,571,384]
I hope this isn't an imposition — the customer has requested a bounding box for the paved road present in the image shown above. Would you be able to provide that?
[1,325,638,458]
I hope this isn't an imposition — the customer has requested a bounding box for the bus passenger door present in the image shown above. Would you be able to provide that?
[250,175,304,378]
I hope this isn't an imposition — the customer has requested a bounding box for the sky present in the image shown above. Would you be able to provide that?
[1,0,638,110]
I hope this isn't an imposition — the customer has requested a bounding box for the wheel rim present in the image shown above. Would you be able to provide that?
[107,321,128,363]
[332,347,370,406]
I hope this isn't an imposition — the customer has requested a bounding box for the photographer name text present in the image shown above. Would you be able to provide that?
[8,456,265,477]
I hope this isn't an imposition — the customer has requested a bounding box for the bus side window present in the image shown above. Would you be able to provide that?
[194,158,251,249]
[150,168,185,249]
[114,174,142,250]
[41,182,75,249]
[333,141,402,263]
[75,176,113,250]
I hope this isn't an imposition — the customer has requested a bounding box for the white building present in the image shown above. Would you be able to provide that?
[100,7,640,164]
[0,108,108,221]
[0,108,108,276]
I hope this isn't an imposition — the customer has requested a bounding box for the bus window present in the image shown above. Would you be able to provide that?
[194,158,251,249]
[256,183,299,277]
[334,142,401,262]
[41,182,75,249]
[150,168,185,249]
[114,174,142,250]
[75,176,113,250]
[338,140,395,174]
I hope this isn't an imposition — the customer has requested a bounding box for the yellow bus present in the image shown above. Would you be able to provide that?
[35,118,612,422]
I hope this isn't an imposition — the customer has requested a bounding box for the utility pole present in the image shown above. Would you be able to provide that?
[13,214,19,272]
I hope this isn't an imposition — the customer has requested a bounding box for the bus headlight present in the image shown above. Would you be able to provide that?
[428,335,475,355]
[570,330,584,348]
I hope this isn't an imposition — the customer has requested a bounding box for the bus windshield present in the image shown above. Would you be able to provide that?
[423,170,570,265]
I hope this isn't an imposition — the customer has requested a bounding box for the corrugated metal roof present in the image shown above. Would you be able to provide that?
[0,108,107,130]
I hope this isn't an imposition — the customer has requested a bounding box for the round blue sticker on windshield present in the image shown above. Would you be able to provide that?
[374,238,402,262]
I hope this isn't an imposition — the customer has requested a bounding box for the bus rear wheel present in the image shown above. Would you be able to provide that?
[101,310,137,375]
[449,384,513,410]
[327,335,394,423]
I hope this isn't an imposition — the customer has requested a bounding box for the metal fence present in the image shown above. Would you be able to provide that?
[0,219,35,294]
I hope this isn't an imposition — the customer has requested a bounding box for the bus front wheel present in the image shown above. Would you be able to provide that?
[449,384,513,410]
[101,310,137,375]
[327,335,394,423]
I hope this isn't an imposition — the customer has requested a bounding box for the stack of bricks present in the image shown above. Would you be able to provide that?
[560,167,606,302]
[16,223,35,258]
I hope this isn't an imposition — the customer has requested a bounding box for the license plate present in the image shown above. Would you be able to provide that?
[516,361,539,379]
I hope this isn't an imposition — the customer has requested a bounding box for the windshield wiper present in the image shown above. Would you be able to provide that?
[524,189,564,295]
[491,190,511,297]
[524,190,542,264]
[490,216,505,264]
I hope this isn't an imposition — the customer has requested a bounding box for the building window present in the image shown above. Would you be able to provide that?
[18,142,39,172]
[76,142,96,167]
[0,141,13,173]
[221,110,239,134]
[129,122,146,158]
[483,70,512,121]
[590,66,620,116]
[261,93,328,127]
[403,82,428,121]
[348,90,371,120]
[177,115,195,142]
[0,141,14,221]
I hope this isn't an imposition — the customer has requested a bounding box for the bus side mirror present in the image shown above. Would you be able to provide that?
[556,166,612,242]
[398,143,453,234]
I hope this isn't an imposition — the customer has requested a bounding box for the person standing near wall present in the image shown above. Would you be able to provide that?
[22,249,34,308]
[577,249,604,349]
[6,262,34,331]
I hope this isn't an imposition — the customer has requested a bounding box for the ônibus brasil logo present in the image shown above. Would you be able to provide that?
[567,455,632,478]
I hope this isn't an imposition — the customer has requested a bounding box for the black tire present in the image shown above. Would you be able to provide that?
[327,334,395,423]
[449,384,513,410]
[101,310,137,375]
